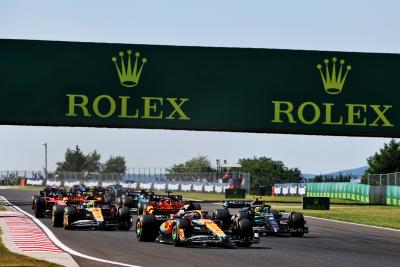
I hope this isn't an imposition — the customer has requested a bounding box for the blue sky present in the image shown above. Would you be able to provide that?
[0,0,398,173]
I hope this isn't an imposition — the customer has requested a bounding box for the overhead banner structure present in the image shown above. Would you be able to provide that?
[0,39,399,137]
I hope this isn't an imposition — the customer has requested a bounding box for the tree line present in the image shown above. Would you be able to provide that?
[56,146,126,173]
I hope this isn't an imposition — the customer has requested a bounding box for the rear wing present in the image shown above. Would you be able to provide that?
[150,194,183,201]
[223,200,253,208]
[63,195,87,204]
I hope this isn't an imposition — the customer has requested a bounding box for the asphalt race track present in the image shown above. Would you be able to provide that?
[2,189,400,267]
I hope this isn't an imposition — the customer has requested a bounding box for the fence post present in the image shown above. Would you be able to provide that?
[379,174,382,186]
[367,173,370,185]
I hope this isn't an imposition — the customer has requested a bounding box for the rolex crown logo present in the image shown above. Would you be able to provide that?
[112,50,147,87]
[317,57,351,95]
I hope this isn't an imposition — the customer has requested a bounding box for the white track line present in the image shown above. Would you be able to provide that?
[0,196,142,267]
[305,215,400,232]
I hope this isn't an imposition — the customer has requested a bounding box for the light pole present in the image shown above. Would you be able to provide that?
[43,143,48,179]
[216,159,220,181]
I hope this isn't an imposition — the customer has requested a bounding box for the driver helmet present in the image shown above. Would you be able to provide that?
[185,211,201,220]
[201,211,211,219]
[254,206,263,213]
[87,201,95,208]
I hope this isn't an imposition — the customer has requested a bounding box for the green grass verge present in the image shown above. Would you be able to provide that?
[280,204,400,230]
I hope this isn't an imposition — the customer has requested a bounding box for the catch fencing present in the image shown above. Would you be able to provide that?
[367,172,399,186]
[3,169,251,194]
[366,172,400,206]
[24,179,235,194]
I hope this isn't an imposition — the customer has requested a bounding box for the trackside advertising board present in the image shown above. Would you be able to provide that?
[302,197,330,210]
[1,39,400,137]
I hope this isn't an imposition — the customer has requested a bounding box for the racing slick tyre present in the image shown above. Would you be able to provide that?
[63,206,77,230]
[33,197,45,218]
[237,211,250,220]
[136,215,158,241]
[289,212,305,237]
[31,195,39,210]
[235,218,253,247]
[122,197,133,208]
[118,207,132,230]
[213,209,231,228]
[172,218,192,247]
[52,205,65,227]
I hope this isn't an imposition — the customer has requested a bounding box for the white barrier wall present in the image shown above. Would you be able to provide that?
[153,183,167,190]
[289,185,297,195]
[85,181,99,187]
[101,181,114,187]
[204,185,214,192]
[282,187,289,195]
[167,183,180,191]
[214,185,224,193]
[298,186,306,195]
[275,186,282,195]
[26,179,43,186]
[181,184,192,191]
[139,182,152,190]
[274,183,306,196]
[46,180,61,187]
[192,184,203,192]
[119,182,137,188]
[63,181,80,187]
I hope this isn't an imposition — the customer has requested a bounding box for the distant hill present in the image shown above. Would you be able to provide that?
[302,173,316,179]
[324,166,368,177]
[302,166,368,179]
